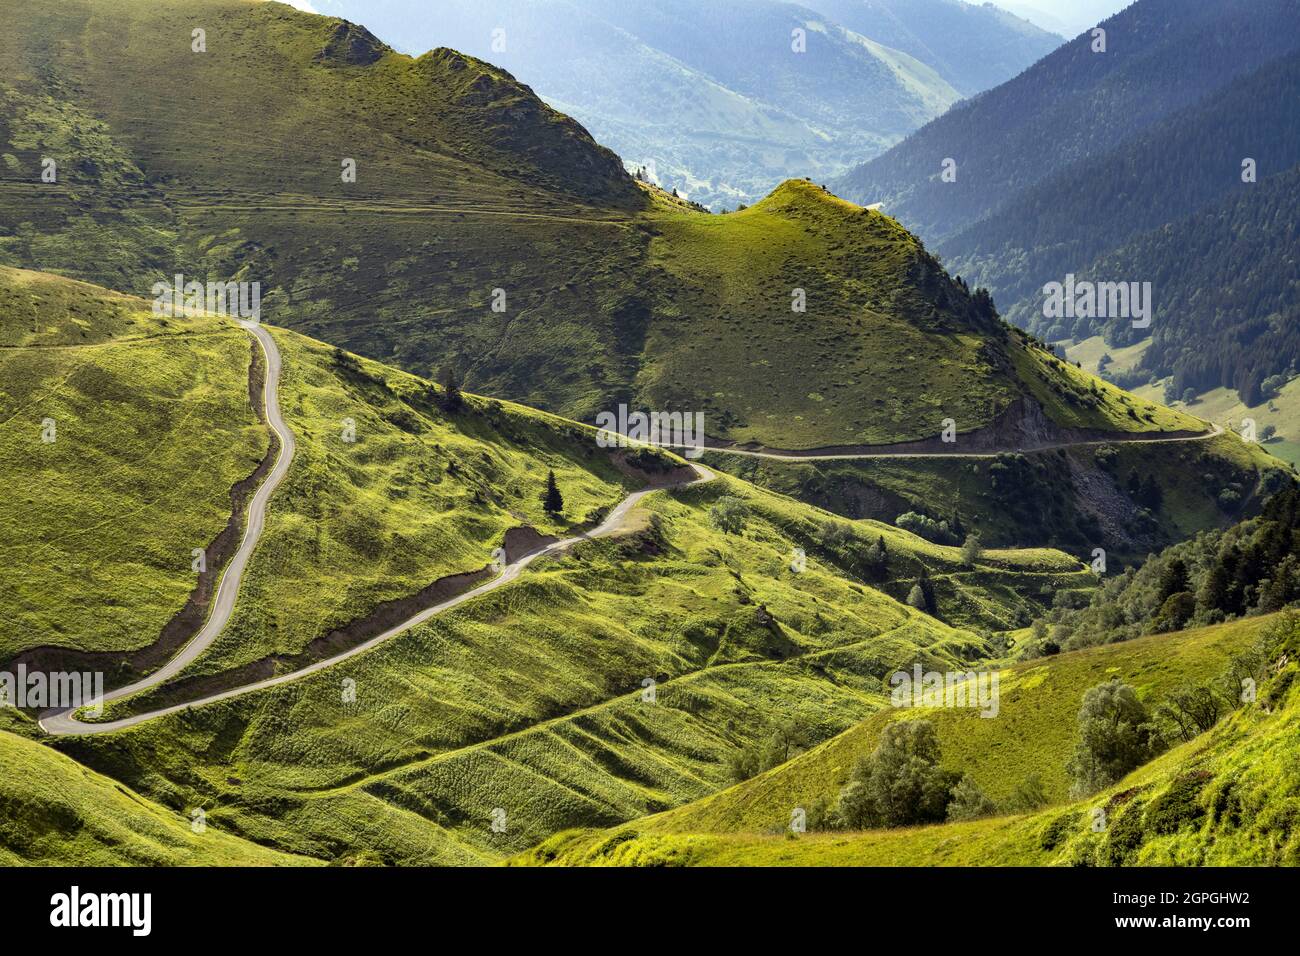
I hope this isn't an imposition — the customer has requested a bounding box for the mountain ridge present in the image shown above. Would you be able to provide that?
[0,0,1185,452]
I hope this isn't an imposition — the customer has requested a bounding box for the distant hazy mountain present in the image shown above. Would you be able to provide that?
[832,0,1300,403]
[991,0,1129,37]
[834,0,1300,239]
[307,0,1057,207]
[810,0,1060,94]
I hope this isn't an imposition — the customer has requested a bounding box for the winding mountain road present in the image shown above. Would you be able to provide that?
[38,323,1224,735]
[40,321,295,734]
[39,326,714,733]
[650,422,1225,462]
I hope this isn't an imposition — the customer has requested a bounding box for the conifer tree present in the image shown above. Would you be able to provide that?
[541,469,564,516]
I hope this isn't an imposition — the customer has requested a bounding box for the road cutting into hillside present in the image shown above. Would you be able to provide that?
[652,421,1225,462]
[38,332,715,733]
[39,330,1229,734]
[38,321,293,734]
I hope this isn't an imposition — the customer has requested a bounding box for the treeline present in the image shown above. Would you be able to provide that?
[1024,480,1300,655]
[1051,164,1300,405]
[785,612,1299,836]
[985,49,1300,336]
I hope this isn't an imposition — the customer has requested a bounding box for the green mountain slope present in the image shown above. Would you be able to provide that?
[513,611,1299,865]
[0,725,309,865]
[0,0,1291,872]
[632,616,1266,833]
[0,267,655,675]
[513,493,1300,866]
[322,0,965,208]
[0,0,1208,454]
[55,456,1083,863]
[0,267,1105,866]
[0,266,269,662]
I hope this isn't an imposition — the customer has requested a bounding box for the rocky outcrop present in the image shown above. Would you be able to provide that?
[314,21,387,68]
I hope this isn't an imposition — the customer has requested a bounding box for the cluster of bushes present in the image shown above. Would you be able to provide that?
[794,720,1048,832]
[437,365,464,411]
[709,496,750,535]
[1023,482,1300,655]
[895,510,961,545]
[728,716,824,784]
[622,445,676,474]
[1067,615,1296,797]
[1124,470,1164,511]
[904,569,938,616]
[1260,373,1290,401]
[818,521,889,581]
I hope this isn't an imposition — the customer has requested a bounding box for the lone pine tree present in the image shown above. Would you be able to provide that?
[439,365,464,412]
[541,469,564,516]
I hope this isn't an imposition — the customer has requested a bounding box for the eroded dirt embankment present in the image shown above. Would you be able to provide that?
[95,564,500,718]
[81,448,694,721]
[704,397,1207,457]
[5,338,279,683]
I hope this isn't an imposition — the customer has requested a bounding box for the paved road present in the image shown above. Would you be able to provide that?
[39,332,1224,734]
[645,421,1224,462]
[39,321,297,735]
[39,366,715,734]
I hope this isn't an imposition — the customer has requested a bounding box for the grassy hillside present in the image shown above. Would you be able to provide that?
[0,264,1101,867]
[630,616,1267,833]
[640,181,1019,447]
[1075,330,1300,466]
[0,0,1209,452]
[106,464,1087,716]
[2,0,1291,874]
[0,727,309,865]
[337,0,965,209]
[1175,383,1300,469]
[155,326,641,678]
[514,613,1297,865]
[4,269,1265,870]
[57,458,1090,863]
[0,268,644,674]
[703,327,1286,559]
[0,266,268,661]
